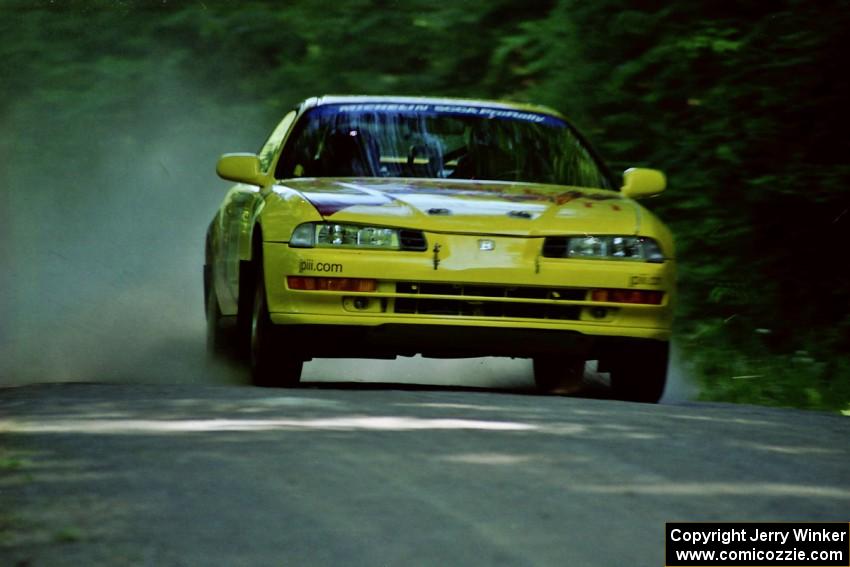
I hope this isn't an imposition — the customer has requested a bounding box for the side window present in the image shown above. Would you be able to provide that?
[257,110,297,174]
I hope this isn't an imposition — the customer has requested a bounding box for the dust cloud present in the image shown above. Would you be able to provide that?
[660,343,699,403]
[0,80,257,387]
[305,357,535,390]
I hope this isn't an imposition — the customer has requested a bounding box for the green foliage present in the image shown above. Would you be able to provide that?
[1,0,847,411]
[53,526,85,543]
[681,318,850,412]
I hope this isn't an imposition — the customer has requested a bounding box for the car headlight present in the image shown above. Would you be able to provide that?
[543,236,665,262]
[290,222,402,249]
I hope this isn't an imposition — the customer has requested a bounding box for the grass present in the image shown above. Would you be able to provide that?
[54,527,84,543]
[680,322,850,413]
[0,456,31,472]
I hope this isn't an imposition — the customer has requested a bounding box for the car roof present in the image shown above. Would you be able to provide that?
[301,95,565,120]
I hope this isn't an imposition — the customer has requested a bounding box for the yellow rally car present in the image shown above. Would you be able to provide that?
[205,96,674,402]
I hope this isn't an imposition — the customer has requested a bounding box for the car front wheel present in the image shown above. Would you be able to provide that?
[205,267,237,359]
[608,341,668,403]
[250,263,303,388]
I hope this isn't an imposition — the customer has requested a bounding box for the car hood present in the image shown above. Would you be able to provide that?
[272,177,641,236]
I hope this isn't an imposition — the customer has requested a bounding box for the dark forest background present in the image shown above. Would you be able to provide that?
[1,0,848,411]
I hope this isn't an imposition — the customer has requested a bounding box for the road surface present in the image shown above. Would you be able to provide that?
[1,377,848,566]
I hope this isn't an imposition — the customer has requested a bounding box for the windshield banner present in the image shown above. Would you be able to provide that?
[317,103,566,127]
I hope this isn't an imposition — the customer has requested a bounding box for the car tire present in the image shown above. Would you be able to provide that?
[205,276,231,358]
[532,357,585,395]
[609,341,668,403]
[235,259,256,361]
[250,262,303,388]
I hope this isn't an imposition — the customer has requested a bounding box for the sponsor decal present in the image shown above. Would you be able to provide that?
[299,259,344,274]
[317,103,565,127]
[630,275,661,287]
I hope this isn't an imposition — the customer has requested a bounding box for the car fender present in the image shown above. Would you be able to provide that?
[255,184,324,245]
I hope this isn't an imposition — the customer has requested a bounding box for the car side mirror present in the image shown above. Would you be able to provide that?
[621,168,666,199]
[216,153,267,186]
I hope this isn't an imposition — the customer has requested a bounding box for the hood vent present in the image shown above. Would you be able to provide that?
[399,229,428,251]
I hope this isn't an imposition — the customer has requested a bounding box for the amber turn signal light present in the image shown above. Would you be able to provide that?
[591,289,663,305]
[287,276,377,292]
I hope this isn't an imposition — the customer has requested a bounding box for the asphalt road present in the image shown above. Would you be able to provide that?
[1,376,848,567]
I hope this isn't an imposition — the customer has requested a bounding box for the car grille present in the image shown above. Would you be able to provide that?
[393,282,584,320]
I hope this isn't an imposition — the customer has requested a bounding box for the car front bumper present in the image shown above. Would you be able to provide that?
[262,234,674,358]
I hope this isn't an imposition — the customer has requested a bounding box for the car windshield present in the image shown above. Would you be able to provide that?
[275,103,612,188]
